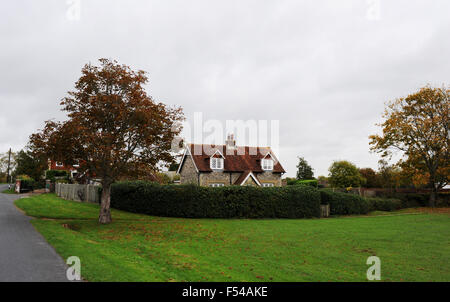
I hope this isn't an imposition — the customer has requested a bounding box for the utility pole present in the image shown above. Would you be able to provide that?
[6,148,11,184]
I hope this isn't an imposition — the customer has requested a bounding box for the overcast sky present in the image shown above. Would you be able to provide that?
[0,0,449,177]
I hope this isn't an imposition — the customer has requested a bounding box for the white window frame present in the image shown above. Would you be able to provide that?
[262,159,273,171]
[73,160,80,168]
[209,183,225,187]
[56,162,64,167]
[262,183,275,187]
[210,157,224,170]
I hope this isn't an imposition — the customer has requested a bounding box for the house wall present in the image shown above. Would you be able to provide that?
[257,172,282,187]
[49,160,76,172]
[179,155,199,185]
[199,171,243,186]
[230,173,241,184]
[200,171,228,186]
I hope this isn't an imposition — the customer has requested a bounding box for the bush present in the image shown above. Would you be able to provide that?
[366,197,402,212]
[437,192,450,207]
[16,174,33,181]
[111,181,321,219]
[287,179,318,188]
[297,180,318,188]
[18,179,35,192]
[377,192,429,208]
[320,189,370,215]
[45,170,69,182]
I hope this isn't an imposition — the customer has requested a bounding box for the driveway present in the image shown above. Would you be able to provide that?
[0,184,68,281]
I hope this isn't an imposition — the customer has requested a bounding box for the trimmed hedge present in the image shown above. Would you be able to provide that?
[366,197,402,212]
[287,179,318,188]
[111,181,321,219]
[376,192,449,208]
[17,179,45,192]
[320,190,370,215]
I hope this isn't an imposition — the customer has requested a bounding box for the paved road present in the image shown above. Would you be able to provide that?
[0,184,68,282]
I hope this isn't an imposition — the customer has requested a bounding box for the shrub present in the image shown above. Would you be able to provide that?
[320,189,370,215]
[45,170,69,182]
[285,178,297,186]
[437,192,450,207]
[297,180,318,188]
[365,197,402,212]
[16,174,33,181]
[287,179,318,188]
[111,181,321,219]
[18,179,35,192]
[377,192,429,208]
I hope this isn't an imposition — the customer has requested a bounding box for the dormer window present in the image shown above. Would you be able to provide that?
[210,149,225,170]
[210,157,224,170]
[262,159,273,171]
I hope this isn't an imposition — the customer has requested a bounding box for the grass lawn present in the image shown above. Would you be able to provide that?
[1,189,16,194]
[15,194,450,282]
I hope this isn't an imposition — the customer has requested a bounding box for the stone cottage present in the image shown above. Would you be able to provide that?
[177,135,285,187]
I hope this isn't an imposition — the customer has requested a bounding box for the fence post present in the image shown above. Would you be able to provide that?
[320,204,330,218]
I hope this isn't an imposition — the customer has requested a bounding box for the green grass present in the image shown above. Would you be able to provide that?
[15,194,450,282]
[1,189,16,194]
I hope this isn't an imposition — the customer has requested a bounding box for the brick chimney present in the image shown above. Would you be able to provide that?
[225,134,236,151]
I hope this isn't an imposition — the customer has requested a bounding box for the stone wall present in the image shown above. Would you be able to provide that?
[257,171,282,187]
[200,171,230,186]
[179,155,199,185]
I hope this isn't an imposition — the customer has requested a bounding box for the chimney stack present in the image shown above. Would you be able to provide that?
[225,134,236,150]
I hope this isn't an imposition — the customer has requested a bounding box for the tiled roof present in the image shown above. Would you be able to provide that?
[186,144,285,173]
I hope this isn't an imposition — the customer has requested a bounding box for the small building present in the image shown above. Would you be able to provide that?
[177,135,285,187]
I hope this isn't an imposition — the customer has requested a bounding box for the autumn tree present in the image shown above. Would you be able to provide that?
[377,160,401,190]
[296,157,314,180]
[358,167,380,188]
[328,160,365,188]
[370,86,449,206]
[29,59,184,224]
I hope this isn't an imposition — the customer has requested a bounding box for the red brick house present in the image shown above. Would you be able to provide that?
[48,160,80,179]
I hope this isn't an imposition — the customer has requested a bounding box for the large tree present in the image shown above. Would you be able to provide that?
[296,157,314,180]
[328,160,364,188]
[370,86,449,206]
[29,59,184,224]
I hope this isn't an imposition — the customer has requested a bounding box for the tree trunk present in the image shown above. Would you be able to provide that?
[429,187,437,208]
[99,183,112,224]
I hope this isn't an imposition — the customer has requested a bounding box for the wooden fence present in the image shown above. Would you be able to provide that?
[55,183,101,204]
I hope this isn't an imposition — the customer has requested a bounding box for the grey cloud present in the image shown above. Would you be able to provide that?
[1,0,449,177]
